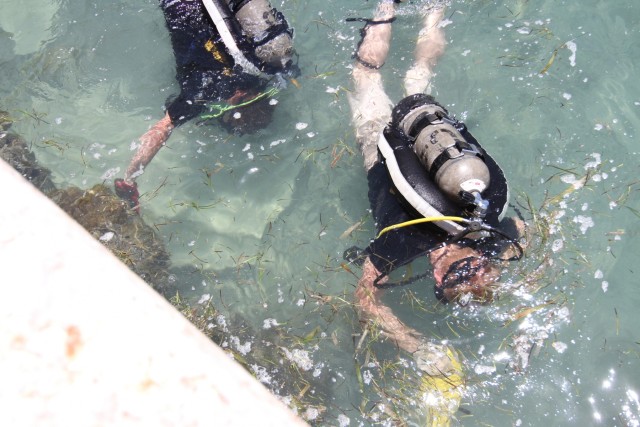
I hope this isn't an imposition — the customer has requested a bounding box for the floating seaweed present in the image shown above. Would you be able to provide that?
[0,110,13,131]
[0,111,56,193]
[170,292,332,423]
[0,110,173,297]
[49,184,174,297]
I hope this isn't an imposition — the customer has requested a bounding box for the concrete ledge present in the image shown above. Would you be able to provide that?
[0,159,306,426]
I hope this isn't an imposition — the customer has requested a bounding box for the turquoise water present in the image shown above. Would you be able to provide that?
[2,0,639,425]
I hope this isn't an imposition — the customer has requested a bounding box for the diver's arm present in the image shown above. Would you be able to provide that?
[403,3,446,95]
[355,257,424,353]
[123,112,174,183]
[351,2,421,351]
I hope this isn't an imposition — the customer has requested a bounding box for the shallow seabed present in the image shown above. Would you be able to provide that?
[1,0,639,425]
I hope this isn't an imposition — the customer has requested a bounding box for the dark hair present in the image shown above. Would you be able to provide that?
[218,92,276,135]
[435,255,499,304]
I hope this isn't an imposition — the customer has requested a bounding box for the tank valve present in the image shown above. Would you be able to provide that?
[460,190,489,219]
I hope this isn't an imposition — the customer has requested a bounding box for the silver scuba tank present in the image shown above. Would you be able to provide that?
[397,103,491,216]
[228,0,294,70]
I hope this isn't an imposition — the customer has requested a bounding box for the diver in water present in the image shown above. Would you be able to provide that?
[347,0,523,416]
[114,0,298,210]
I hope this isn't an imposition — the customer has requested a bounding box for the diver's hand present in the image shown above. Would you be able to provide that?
[413,341,462,377]
[114,178,140,213]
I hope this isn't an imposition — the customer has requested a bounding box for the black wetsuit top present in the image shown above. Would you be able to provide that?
[160,0,264,125]
[364,129,510,276]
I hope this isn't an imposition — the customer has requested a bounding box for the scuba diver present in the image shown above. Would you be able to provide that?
[114,0,298,211]
[347,0,524,422]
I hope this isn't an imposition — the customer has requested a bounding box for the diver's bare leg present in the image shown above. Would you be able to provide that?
[347,0,396,172]
[403,4,446,95]
[354,0,395,70]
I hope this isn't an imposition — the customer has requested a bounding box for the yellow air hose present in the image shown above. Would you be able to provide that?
[376,216,469,239]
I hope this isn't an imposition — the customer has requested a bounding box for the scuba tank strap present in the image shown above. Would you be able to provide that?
[250,11,294,48]
[429,136,485,181]
[406,112,441,140]
[405,107,467,140]
[227,0,252,12]
[229,1,294,49]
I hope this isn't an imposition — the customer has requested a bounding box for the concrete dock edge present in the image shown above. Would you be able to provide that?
[0,159,307,426]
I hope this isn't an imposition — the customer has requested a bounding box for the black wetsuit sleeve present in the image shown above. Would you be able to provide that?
[364,162,445,275]
[165,95,205,126]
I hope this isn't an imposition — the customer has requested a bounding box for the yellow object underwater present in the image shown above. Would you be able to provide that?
[416,344,464,427]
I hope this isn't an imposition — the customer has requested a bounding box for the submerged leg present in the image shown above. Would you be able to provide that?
[404,4,446,96]
[348,0,396,171]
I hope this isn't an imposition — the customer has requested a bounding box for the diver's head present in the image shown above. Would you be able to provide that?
[218,88,276,135]
[430,244,501,305]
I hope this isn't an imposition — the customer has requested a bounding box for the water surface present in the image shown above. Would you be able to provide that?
[1,0,639,425]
